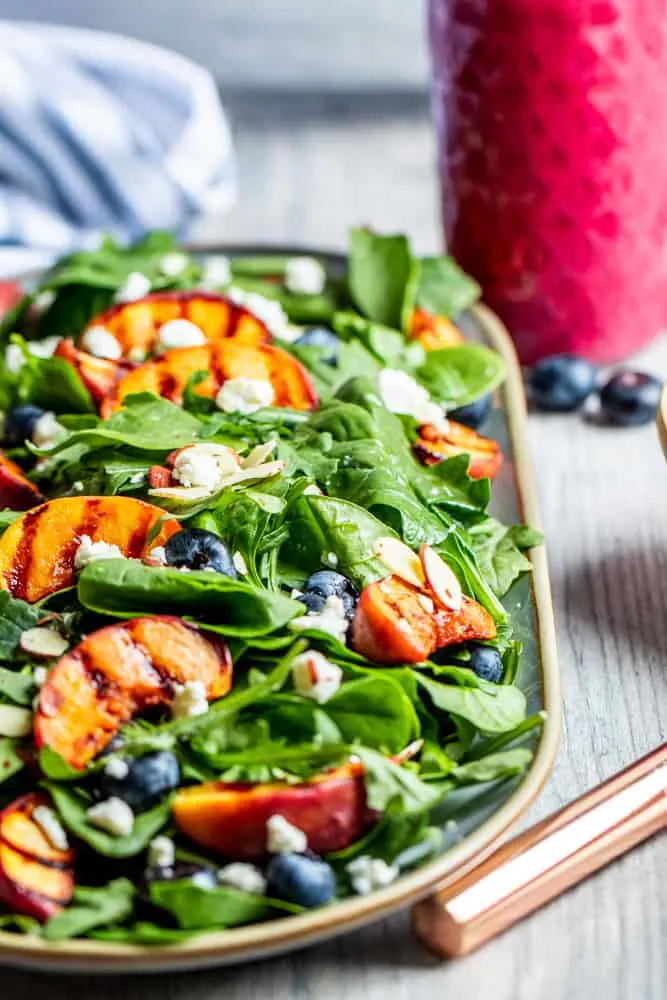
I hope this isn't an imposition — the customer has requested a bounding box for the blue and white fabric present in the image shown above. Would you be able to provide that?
[0,22,236,277]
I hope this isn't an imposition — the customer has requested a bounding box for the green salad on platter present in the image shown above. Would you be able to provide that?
[0,228,541,944]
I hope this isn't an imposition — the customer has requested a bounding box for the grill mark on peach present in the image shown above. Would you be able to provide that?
[126,505,155,558]
[9,505,47,598]
[158,368,181,402]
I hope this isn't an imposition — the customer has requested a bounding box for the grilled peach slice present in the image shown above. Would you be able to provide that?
[351,575,496,665]
[101,341,318,417]
[409,307,464,351]
[0,496,179,603]
[0,452,42,511]
[414,421,503,480]
[83,291,271,360]
[34,616,233,769]
[54,338,123,404]
[173,763,373,860]
[0,793,74,921]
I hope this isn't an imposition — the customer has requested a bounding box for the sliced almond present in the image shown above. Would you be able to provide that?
[218,460,285,487]
[373,537,425,589]
[19,627,69,659]
[0,704,33,738]
[241,440,277,469]
[420,544,462,612]
[148,485,214,502]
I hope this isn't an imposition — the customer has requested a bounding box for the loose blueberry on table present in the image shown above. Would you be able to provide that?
[598,370,662,427]
[528,354,597,412]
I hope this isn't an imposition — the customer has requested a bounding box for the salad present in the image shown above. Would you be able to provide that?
[0,229,541,945]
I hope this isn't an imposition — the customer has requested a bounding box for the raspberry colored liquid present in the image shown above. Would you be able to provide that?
[429,0,667,363]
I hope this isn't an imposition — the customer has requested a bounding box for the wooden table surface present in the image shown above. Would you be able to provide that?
[4,93,666,1000]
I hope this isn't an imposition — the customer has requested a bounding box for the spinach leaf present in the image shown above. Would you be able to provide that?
[415,673,526,734]
[42,880,135,941]
[149,881,299,930]
[324,676,420,753]
[0,738,25,784]
[452,748,532,784]
[91,923,201,944]
[348,228,412,328]
[357,747,448,815]
[47,784,171,858]
[333,311,425,371]
[0,667,34,706]
[45,394,202,455]
[78,561,302,637]
[13,344,95,414]
[416,344,506,409]
[468,519,542,597]
[411,256,481,319]
[0,594,40,660]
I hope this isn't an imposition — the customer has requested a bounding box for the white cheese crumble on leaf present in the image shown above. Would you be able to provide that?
[215,376,275,415]
[32,805,69,851]
[32,412,66,449]
[266,814,308,855]
[81,326,123,360]
[155,319,207,353]
[346,856,399,895]
[104,757,130,780]
[290,594,349,643]
[291,650,342,704]
[114,271,152,303]
[171,443,239,492]
[5,335,61,374]
[377,368,448,430]
[218,863,267,895]
[86,797,135,837]
[148,835,176,869]
[74,535,125,571]
[171,680,209,719]
[226,287,290,339]
[200,256,231,289]
[284,256,326,296]
[159,252,189,277]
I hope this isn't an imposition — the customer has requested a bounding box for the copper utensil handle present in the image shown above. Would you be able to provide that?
[413,744,667,958]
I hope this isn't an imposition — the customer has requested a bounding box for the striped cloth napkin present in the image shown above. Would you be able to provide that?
[0,22,237,277]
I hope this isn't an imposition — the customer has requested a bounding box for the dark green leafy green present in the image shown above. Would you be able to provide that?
[0,594,40,661]
[42,880,135,941]
[468,520,543,597]
[410,255,481,320]
[348,229,412,328]
[416,344,506,409]
[0,738,25,784]
[0,667,34,706]
[415,673,526,734]
[149,881,300,930]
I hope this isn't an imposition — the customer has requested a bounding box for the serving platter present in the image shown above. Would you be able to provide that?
[0,248,561,973]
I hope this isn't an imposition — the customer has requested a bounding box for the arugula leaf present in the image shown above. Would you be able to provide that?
[46,784,171,858]
[78,561,302,637]
[42,880,135,941]
[0,738,25,784]
[149,881,300,930]
[411,256,481,319]
[0,593,40,660]
[348,229,412,328]
[415,673,526,734]
[416,344,506,409]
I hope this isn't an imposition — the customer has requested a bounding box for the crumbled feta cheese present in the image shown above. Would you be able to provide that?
[172,443,238,492]
[5,336,61,374]
[215,377,275,415]
[266,814,308,854]
[290,594,349,643]
[104,757,130,780]
[155,318,207,353]
[232,551,248,575]
[346,856,399,895]
[190,871,216,890]
[303,484,322,496]
[74,534,125,571]
[0,705,32,738]
[171,680,209,719]
[377,368,448,430]
[114,271,152,303]
[148,545,167,565]
[33,666,48,687]
[218,862,267,895]
[81,326,123,360]
[284,256,326,296]
[128,471,145,486]
[86,797,134,837]
[32,290,56,313]
[291,650,342,704]
[201,256,231,289]
[72,480,84,492]
[226,287,289,339]
[32,412,66,449]
[159,252,189,277]
[325,551,338,567]
[148,835,175,869]
[32,805,69,851]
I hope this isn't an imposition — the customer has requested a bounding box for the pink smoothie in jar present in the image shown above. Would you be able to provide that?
[429,0,667,363]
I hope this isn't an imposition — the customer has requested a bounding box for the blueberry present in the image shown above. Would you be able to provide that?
[3,404,45,446]
[266,853,336,908]
[97,751,181,813]
[165,528,237,576]
[468,644,503,683]
[294,327,339,365]
[303,569,358,618]
[528,355,597,412]
[598,370,662,427]
[448,394,492,429]
[297,591,327,614]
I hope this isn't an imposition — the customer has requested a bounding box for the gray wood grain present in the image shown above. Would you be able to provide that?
[3,96,666,1000]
